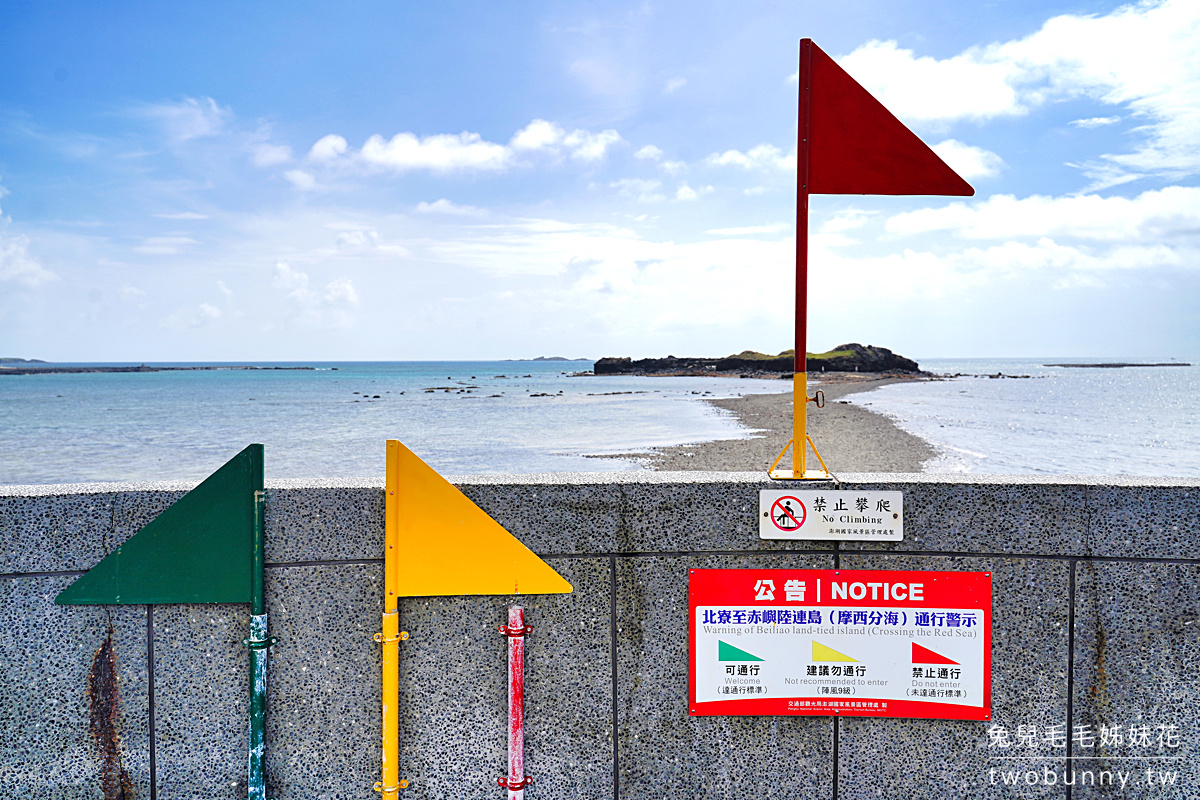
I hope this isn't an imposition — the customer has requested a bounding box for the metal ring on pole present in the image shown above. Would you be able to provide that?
[241,636,278,649]
[374,779,409,793]
[497,776,534,789]
[374,631,410,643]
[498,624,532,637]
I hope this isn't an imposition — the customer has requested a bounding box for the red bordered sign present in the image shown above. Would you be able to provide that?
[689,569,991,720]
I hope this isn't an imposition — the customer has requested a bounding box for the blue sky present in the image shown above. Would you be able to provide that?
[2,0,1199,361]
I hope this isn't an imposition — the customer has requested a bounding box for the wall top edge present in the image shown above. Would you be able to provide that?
[3,471,1200,497]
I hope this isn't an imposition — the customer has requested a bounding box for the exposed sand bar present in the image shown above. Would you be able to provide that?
[623,374,938,473]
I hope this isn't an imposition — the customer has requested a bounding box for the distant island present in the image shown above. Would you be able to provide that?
[504,356,592,362]
[1044,362,1191,368]
[0,357,47,364]
[0,363,316,376]
[593,343,921,376]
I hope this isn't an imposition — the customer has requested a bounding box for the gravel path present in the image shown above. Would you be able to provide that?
[617,374,938,474]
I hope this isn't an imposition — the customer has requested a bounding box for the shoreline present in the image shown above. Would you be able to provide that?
[606,373,939,473]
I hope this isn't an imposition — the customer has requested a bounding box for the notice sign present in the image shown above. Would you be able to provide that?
[759,490,903,541]
[689,569,991,720]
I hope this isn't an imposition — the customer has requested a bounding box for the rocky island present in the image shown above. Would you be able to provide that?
[593,343,920,377]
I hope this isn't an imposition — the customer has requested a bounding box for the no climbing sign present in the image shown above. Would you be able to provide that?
[759,490,904,541]
[689,569,992,720]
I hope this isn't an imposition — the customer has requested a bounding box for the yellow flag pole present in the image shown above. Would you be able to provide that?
[376,441,408,798]
[792,372,807,476]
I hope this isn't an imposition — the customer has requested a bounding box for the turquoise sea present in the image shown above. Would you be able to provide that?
[4,357,1199,485]
[0,361,787,485]
[848,357,1200,477]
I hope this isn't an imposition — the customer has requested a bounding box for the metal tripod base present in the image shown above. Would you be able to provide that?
[767,437,832,481]
[767,468,833,481]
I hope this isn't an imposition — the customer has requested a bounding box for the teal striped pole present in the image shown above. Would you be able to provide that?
[246,479,271,800]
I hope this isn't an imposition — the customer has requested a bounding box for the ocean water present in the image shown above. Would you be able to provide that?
[7,357,1199,485]
[0,361,788,485]
[847,357,1200,477]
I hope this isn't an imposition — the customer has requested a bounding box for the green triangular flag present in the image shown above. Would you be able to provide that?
[56,444,263,605]
[718,640,764,662]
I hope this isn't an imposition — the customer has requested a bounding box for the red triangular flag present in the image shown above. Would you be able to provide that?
[802,39,973,197]
[912,642,959,665]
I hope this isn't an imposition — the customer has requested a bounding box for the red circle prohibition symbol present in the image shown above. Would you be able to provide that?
[770,496,806,531]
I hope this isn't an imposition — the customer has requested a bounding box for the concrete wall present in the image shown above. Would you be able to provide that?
[2,472,1198,800]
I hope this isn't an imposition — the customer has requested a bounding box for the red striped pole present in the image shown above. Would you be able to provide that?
[499,607,532,799]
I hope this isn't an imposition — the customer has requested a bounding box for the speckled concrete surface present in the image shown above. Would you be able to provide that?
[1072,561,1200,800]
[153,603,251,799]
[4,476,1200,798]
[837,553,1071,800]
[0,493,118,573]
[841,480,1089,555]
[399,557,613,800]
[0,576,148,799]
[264,487,384,564]
[1085,485,1200,559]
[264,563,383,800]
[617,552,836,800]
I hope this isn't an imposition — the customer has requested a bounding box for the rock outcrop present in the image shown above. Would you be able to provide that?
[593,343,919,376]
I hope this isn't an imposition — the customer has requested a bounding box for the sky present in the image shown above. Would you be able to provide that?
[2,0,1200,361]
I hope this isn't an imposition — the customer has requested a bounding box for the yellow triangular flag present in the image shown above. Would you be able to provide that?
[386,440,572,596]
[812,640,857,662]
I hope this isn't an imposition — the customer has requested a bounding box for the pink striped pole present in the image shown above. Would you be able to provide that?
[499,607,532,799]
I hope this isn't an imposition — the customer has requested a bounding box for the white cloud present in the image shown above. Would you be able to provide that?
[335,229,379,253]
[633,145,685,174]
[216,280,232,297]
[563,128,623,161]
[418,216,796,335]
[308,134,349,162]
[610,178,665,203]
[163,302,222,329]
[0,234,57,287]
[134,236,198,255]
[273,261,310,298]
[301,120,624,177]
[416,199,486,216]
[707,224,790,236]
[323,277,359,306]
[154,212,208,220]
[1068,161,1145,193]
[361,131,511,172]
[837,0,1200,180]
[120,285,147,301]
[511,120,564,151]
[800,234,1195,318]
[253,143,292,167]
[285,169,317,190]
[509,120,623,161]
[820,210,873,233]
[886,186,1200,243]
[272,261,359,327]
[141,97,230,143]
[664,77,687,94]
[1071,116,1121,128]
[930,139,1005,179]
[674,183,712,201]
[837,40,1023,123]
[706,144,795,171]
